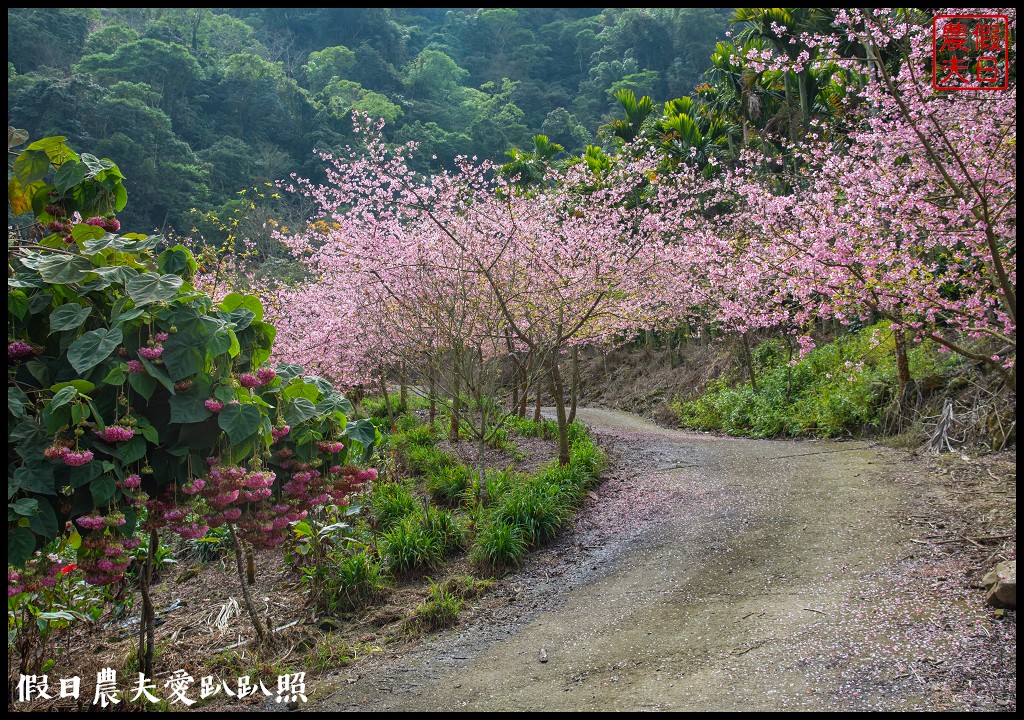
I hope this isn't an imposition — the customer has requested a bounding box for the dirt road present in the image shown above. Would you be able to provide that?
[315,408,1014,711]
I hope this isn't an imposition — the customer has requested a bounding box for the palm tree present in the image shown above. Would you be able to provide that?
[706,38,782,147]
[600,88,656,146]
[654,96,731,172]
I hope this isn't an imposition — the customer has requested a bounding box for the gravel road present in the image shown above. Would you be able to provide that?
[313,408,1014,712]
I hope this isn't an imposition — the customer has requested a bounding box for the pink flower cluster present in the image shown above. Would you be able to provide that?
[8,340,35,361]
[126,359,145,373]
[8,556,61,595]
[138,346,164,360]
[317,440,344,454]
[94,425,135,443]
[271,425,291,441]
[204,399,224,413]
[119,474,142,490]
[168,522,208,540]
[45,444,94,467]
[77,533,135,585]
[84,216,120,233]
[239,367,277,389]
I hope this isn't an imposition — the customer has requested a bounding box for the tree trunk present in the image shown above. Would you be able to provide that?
[797,70,810,129]
[548,356,571,466]
[229,524,267,644]
[449,367,460,443]
[399,361,408,408]
[893,325,913,408]
[741,332,758,393]
[785,336,794,404]
[245,544,256,586]
[137,528,158,679]
[568,346,580,424]
[784,73,796,143]
[517,356,530,419]
[379,376,395,433]
[533,378,543,423]
[428,365,437,424]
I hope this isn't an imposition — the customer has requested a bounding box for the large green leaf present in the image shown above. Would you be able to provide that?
[220,308,255,331]
[128,372,157,401]
[70,223,106,243]
[12,464,56,495]
[208,328,233,358]
[8,498,39,519]
[103,365,127,386]
[90,475,116,505]
[13,147,52,185]
[69,462,102,489]
[67,327,122,374]
[50,380,95,394]
[157,245,197,276]
[317,394,354,416]
[220,292,264,322]
[91,266,139,287]
[114,437,148,465]
[282,379,320,402]
[162,316,219,381]
[218,403,261,444]
[8,290,29,321]
[28,501,58,539]
[46,385,79,411]
[53,160,87,193]
[140,358,175,394]
[126,273,183,306]
[345,419,379,449]
[284,397,318,426]
[276,363,304,381]
[8,527,36,567]
[169,381,213,424]
[8,387,29,419]
[35,255,94,284]
[346,419,382,464]
[49,303,91,333]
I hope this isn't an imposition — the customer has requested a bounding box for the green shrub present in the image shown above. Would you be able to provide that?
[407,579,463,632]
[471,519,528,571]
[463,467,520,507]
[675,322,960,438]
[332,550,389,609]
[441,574,495,600]
[380,517,443,576]
[371,481,419,531]
[403,444,458,476]
[421,505,467,555]
[426,464,473,505]
[504,416,560,439]
[494,479,567,545]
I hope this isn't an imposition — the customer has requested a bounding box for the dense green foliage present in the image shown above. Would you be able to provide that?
[674,323,962,438]
[8,8,730,232]
[6,134,380,573]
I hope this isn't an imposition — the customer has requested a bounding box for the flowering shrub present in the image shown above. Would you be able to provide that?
[7,135,381,589]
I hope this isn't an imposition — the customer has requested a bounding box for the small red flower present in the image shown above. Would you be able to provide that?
[61,564,77,575]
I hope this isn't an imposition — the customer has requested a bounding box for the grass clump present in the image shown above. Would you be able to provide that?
[421,505,467,555]
[471,519,528,572]
[403,444,458,476]
[370,481,418,531]
[380,517,443,576]
[407,579,464,632]
[425,463,473,505]
[494,479,567,545]
[332,549,389,609]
